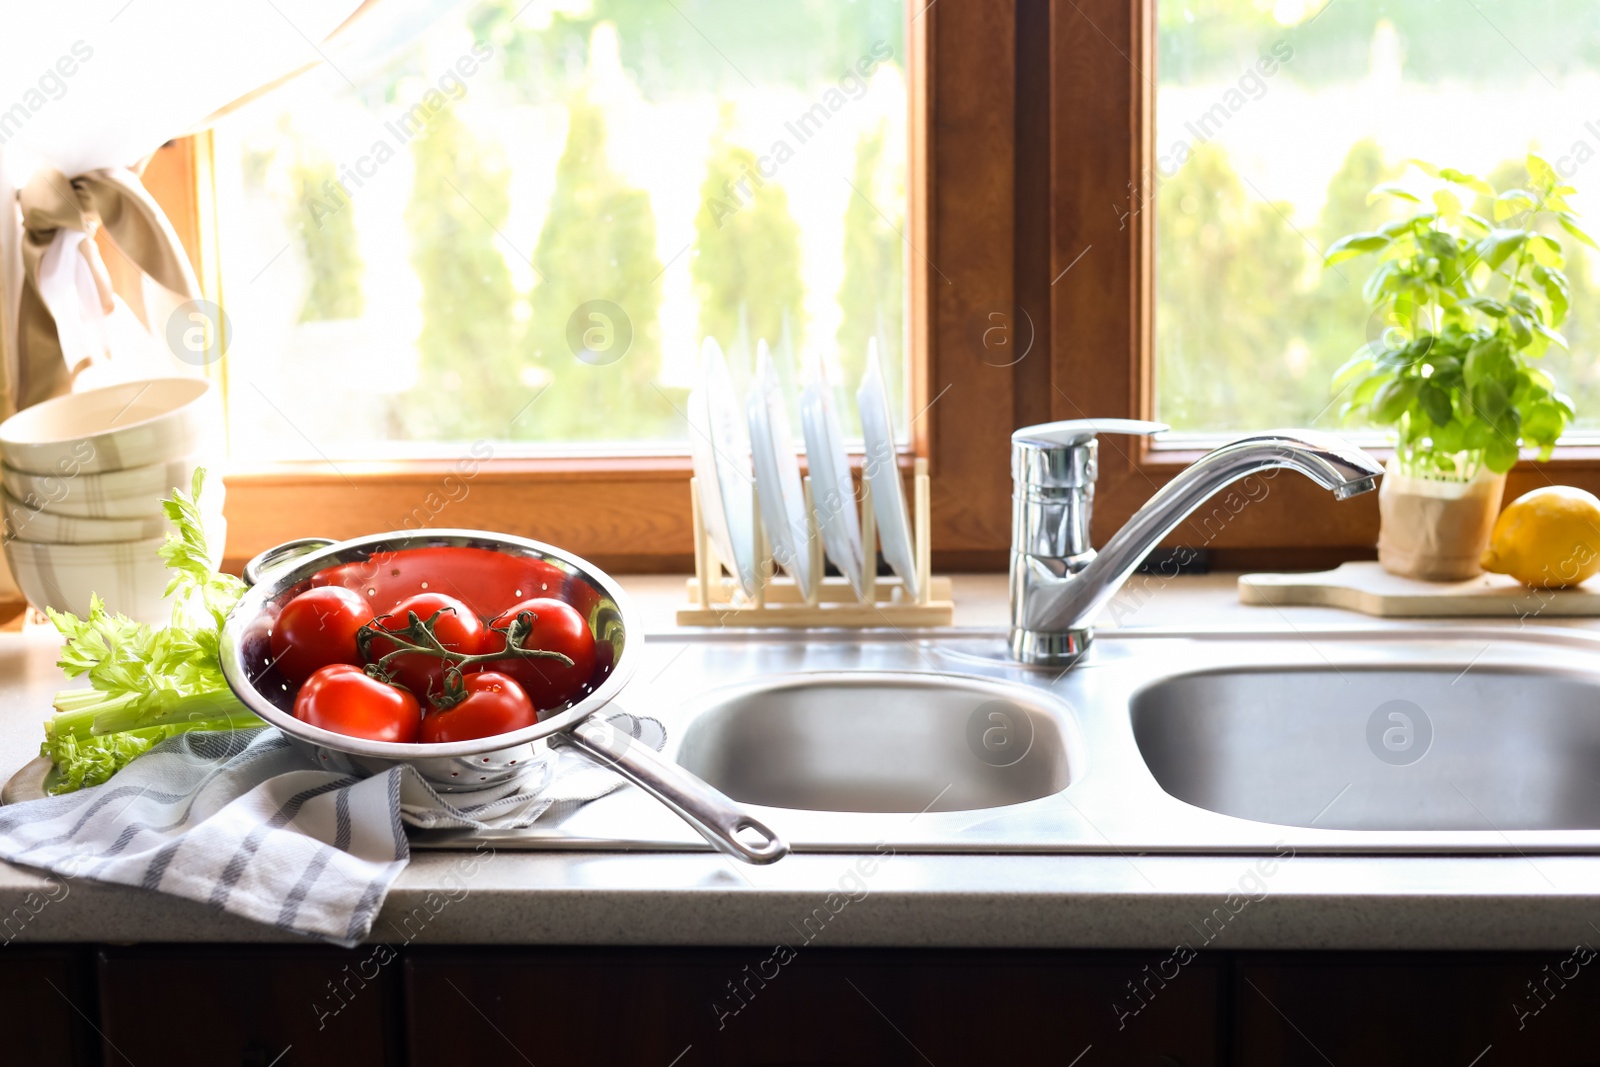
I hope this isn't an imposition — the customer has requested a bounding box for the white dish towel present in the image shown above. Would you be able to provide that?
[0,714,664,946]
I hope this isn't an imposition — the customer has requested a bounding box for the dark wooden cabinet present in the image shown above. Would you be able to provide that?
[1233,952,1600,1066]
[403,947,1220,1066]
[0,946,99,1065]
[95,945,400,1067]
[14,943,1600,1065]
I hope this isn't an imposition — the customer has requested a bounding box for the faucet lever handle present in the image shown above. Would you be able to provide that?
[1011,419,1167,449]
[1012,418,1169,490]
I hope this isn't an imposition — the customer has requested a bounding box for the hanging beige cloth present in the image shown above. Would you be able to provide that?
[15,167,199,409]
[0,0,378,417]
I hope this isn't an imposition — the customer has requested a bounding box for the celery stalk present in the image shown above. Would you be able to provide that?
[90,688,252,736]
[38,469,266,795]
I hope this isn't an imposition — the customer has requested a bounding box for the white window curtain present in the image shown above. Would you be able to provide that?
[0,0,370,418]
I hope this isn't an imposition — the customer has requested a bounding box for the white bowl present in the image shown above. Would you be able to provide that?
[5,517,227,624]
[1,455,221,519]
[0,377,218,475]
[3,490,171,544]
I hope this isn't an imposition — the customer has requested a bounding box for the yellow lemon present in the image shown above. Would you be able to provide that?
[1480,486,1600,588]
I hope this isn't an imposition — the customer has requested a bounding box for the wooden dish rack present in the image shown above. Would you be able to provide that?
[677,457,954,627]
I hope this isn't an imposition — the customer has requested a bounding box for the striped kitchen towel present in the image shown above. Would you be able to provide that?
[0,714,664,946]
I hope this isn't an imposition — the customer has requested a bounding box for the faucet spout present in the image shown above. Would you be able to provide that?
[1009,428,1382,666]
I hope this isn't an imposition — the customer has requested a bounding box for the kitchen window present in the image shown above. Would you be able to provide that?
[147,0,921,572]
[1154,0,1600,441]
[994,0,1600,569]
[152,2,1600,574]
[211,1,909,459]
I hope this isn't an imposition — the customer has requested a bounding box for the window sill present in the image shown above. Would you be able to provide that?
[220,439,1600,579]
[219,451,923,575]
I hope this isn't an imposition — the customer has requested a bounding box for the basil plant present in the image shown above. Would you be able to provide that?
[1328,155,1588,479]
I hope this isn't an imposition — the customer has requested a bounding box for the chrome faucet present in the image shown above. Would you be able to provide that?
[1008,420,1383,666]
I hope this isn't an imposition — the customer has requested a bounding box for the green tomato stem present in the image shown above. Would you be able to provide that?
[357,609,575,687]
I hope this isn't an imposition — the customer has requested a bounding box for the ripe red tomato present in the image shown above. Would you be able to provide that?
[483,598,598,711]
[368,593,486,699]
[293,664,421,744]
[269,586,374,684]
[420,671,537,743]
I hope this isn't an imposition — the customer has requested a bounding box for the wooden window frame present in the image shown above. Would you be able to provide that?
[142,2,1600,578]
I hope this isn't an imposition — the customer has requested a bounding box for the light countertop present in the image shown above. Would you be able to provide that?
[3,573,1600,950]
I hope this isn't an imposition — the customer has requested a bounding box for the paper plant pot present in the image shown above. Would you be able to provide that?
[1376,457,1506,581]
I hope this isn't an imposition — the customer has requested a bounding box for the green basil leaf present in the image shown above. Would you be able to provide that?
[1508,291,1540,318]
[1532,320,1568,351]
[1507,312,1534,347]
[1458,296,1508,318]
[1475,229,1527,272]
[1332,352,1376,390]
[1528,233,1564,268]
[1464,338,1508,389]
[1531,263,1570,328]
[1367,183,1421,204]
[1373,377,1420,424]
[1362,261,1402,305]
[1469,381,1509,423]
[1420,383,1454,426]
[1522,401,1568,446]
[1527,154,1558,191]
[1421,231,1460,261]
[1325,232,1391,266]
[1485,434,1519,473]
[1493,190,1537,221]
[1350,370,1393,407]
[1559,212,1599,251]
[1380,216,1424,238]
[1439,166,1495,195]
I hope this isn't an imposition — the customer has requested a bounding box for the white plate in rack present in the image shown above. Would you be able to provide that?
[856,341,918,599]
[800,350,865,596]
[747,342,812,590]
[687,338,758,596]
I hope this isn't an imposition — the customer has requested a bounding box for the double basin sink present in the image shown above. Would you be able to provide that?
[429,624,1600,855]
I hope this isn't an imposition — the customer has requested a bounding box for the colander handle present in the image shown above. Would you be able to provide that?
[554,714,789,865]
[242,537,337,587]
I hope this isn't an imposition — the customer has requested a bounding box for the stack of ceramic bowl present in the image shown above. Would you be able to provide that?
[0,378,226,623]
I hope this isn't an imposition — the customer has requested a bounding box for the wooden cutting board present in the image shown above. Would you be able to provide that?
[1238,561,1600,618]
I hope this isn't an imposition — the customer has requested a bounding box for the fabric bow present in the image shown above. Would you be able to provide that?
[16,166,198,409]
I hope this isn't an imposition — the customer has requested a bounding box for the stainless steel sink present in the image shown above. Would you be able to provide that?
[417,623,1600,856]
[675,672,1082,813]
[1132,665,1600,831]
